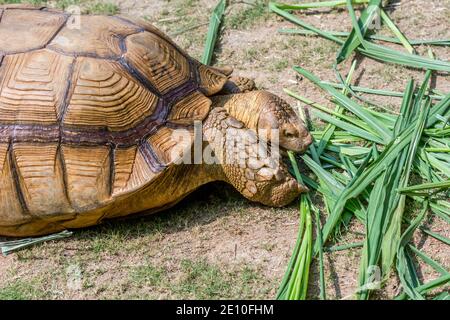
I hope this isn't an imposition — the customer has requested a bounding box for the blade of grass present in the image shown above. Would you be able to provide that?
[278,28,450,47]
[320,81,443,100]
[285,89,379,134]
[407,245,449,276]
[1,230,73,256]
[379,9,415,54]
[381,95,430,278]
[277,152,314,300]
[396,202,428,300]
[357,169,390,299]
[397,180,450,195]
[294,66,393,141]
[336,0,382,63]
[271,0,369,10]
[318,60,357,156]
[325,241,364,252]
[268,2,344,45]
[395,274,450,300]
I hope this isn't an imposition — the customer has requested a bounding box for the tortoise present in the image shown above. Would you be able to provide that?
[0,4,312,237]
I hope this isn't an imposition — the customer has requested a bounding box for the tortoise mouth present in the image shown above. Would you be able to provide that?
[278,145,308,158]
[279,147,307,185]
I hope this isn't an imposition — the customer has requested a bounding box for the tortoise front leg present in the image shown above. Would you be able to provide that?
[209,65,256,94]
[219,77,257,94]
[203,107,306,207]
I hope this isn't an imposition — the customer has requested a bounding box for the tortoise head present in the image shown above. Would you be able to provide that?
[205,91,312,207]
[255,91,312,154]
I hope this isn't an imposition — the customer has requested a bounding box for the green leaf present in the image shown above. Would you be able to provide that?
[396,202,428,300]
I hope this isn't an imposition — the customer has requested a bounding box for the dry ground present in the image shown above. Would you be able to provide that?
[0,0,449,299]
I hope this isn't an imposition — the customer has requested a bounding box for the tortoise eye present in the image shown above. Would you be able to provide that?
[283,128,299,138]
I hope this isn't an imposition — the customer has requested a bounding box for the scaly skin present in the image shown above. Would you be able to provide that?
[203,91,311,206]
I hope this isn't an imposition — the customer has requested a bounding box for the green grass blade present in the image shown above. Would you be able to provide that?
[294,66,392,141]
[357,170,390,299]
[320,81,443,100]
[359,42,450,72]
[396,202,428,300]
[285,90,377,133]
[277,152,314,300]
[315,208,326,300]
[418,228,450,246]
[271,0,368,10]
[313,110,385,144]
[397,180,450,195]
[325,241,364,252]
[381,96,430,278]
[408,245,449,276]
[426,93,450,128]
[278,28,450,47]
[395,274,450,300]
[1,230,73,256]
[318,60,357,156]
[268,2,344,45]
[336,0,382,63]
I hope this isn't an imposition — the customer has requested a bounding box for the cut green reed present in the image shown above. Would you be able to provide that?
[0,230,73,256]
[397,180,450,195]
[276,151,314,300]
[269,1,450,72]
[197,0,450,300]
[201,0,227,65]
[407,245,449,276]
[278,28,450,47]
[289,66,448,299]
[288,70,448,298]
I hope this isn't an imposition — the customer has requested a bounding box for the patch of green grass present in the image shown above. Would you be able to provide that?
[172,259,270,299]
[0,0,43,4]
[244,48,259,61]
[53,0,80,10]
[130,264,166,287]
[0,0,119,15]
[272,60,289,72]
[240,266,260,283]
[227,0,269,30]
[298,39,338,69]
[175,259,231,299]
[0,279,44,300]
[261,242,276,252]
[84,2,119,15]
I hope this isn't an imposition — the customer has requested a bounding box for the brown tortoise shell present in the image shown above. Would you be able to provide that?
[0,4,228,235]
